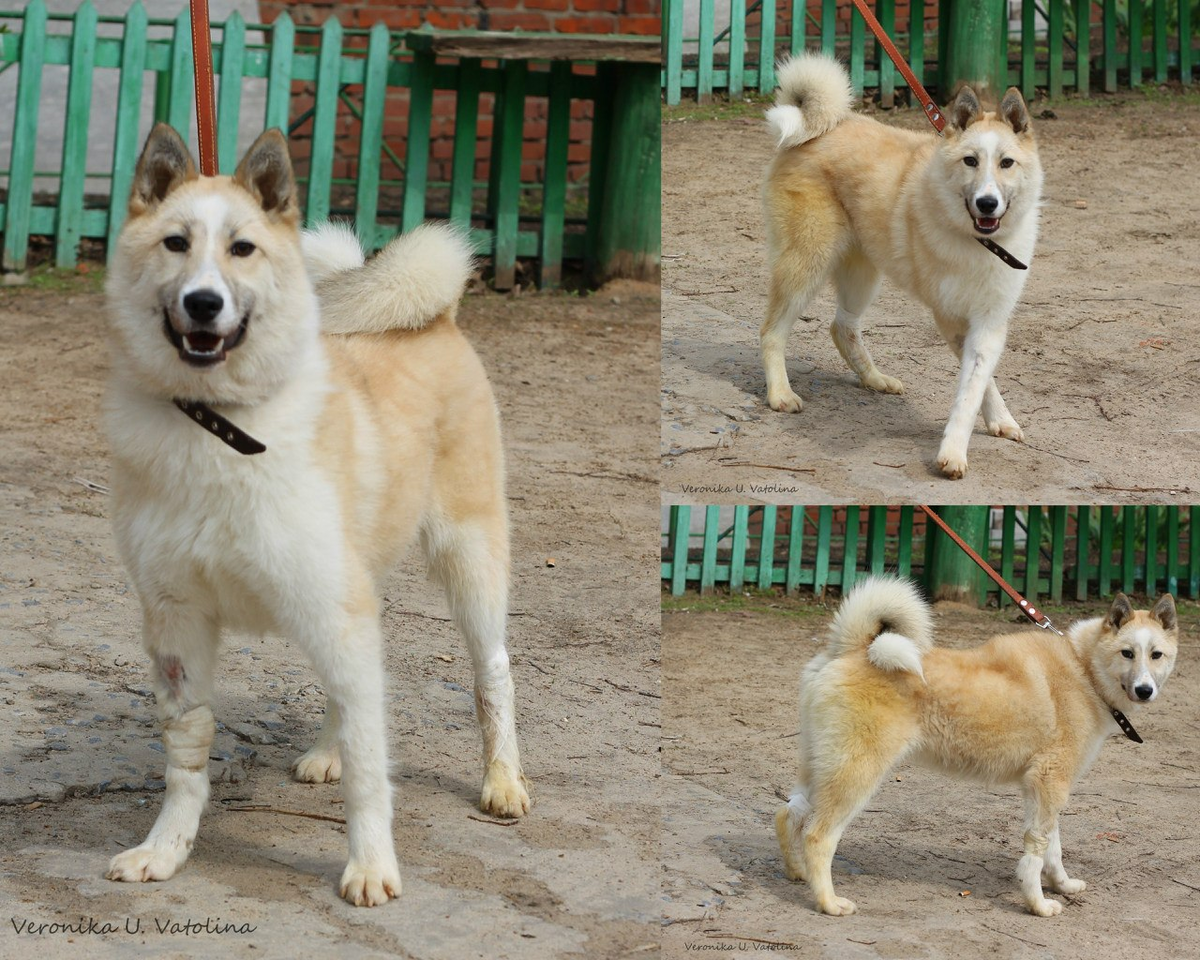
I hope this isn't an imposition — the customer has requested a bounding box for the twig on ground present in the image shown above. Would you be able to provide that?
[225,804,346,824]
[467,814,519,827]
[981,925,1047,949]
[1093,484,1190,495]
[602,678,661,699]
[717,460,816,474]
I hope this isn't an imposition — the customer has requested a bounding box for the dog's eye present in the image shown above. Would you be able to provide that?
[230,240,256,258]
[1000,157,1015,169]
[1151,650,1164,660]
[963,156,979,167]
[1121,649,1134,659]
[163,235,189,253]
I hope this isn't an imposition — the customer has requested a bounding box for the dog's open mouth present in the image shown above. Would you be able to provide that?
[163,310,249,367]
[967,202,1002,235]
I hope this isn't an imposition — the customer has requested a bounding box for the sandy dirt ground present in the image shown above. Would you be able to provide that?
[0,276,660,959]
[662,95,1200,504]
[661,595,1200,960]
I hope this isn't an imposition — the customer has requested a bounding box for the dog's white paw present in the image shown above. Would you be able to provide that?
[767,388,804,414]
[480,760,530,819]
[1053,877,1086,895]
[936,450,969,480]
[1028,897,1063,917]
[106,844,187,883]
[818,895,857,917]
[339,859,402,907]
[863,372,904,395]
[987,418,1024,442]
[293,746,341,783]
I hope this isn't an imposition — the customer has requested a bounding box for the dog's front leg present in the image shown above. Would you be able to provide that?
[936,321,1008,479]
[1016,788,1070,916]
[107,604,218,884]
[1041,826,1087,896]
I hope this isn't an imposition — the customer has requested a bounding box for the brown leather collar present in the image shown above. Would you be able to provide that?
[977,237,1029,270]
[174,400,266,455]
[1110,707,1143,743]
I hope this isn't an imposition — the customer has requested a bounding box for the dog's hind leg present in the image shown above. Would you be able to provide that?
[1041,825,1087,896]
[776,792,811,881]
[107,603,218,884]
[1017,774,1072,916]
[830,249,902,395]
[422,508,529,821]
[293,700,342,783]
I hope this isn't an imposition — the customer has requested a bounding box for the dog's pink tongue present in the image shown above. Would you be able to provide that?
[977,217,999,230]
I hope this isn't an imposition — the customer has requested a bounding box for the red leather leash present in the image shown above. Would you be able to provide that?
[919,505,1062,635]
[190,0,219,176]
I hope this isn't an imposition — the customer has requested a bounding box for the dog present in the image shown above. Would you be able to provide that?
[102,124,529,906]
[760,54,1043,478]
[775,577,1178,917]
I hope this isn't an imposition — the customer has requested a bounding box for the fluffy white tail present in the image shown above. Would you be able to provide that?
[305,221,475,334]
[825,577,933,677]
[765,53,854,150]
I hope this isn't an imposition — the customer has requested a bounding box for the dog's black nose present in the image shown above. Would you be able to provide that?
[183,289,224,324]
[1135,684,1154,700]
[975,195,999,215]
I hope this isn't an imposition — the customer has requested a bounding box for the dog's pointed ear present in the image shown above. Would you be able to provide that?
[949,86,982,131]
[1107,593,1134,631]
[1151,594,1178,632]
[129,123,196,216]
[999,87,1032,135]
[233,129,298,223]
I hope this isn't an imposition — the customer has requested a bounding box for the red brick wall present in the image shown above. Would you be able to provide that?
[255,1,660,209]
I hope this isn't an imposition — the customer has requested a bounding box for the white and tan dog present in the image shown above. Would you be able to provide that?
[103,124,529,906]
[761,54,1043,478]
[776,577,1178,917]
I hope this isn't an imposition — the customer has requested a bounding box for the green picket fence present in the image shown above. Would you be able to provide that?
[662,504,1200,602]
[663,0,1198,104]
[0,0,661,288]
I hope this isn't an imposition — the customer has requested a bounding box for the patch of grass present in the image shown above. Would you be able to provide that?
[662,93,773,124]
[662,589,832,617]
[20,263,106,294]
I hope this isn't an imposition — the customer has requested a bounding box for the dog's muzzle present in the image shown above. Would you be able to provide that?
[967,198,1003,235]
[162,308,250,368]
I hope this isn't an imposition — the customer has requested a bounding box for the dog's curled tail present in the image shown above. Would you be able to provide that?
[765,53,854,151]
[306,221,475,333]
[826,577,933,678]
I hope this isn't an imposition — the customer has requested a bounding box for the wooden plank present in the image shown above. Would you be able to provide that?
[106,0,147,252]
[758,506,777,590]
[1048,0,1064,98]
[729,0,746,98]
[897,505,913,579]
[55,0,98,268]
[265,12,294,131]
[1129,0,1143,87]
[789,0,805,57]
[353,21,389,250]
[785,507,805,594]
[217,12,245,175]
[1075,505,1091,602]
[306,15,343,224]
[489,59,527,290]
[1049,506,1067,603]
[1166,506,1179,596]
[758,0,777,92]
[814,506,832,598]
[669,506,691,596]
[1104,0,1118,92]
[1122,506,1136,594]
[666,0,684,104]
[1000,505,1016,607]
[866,506,886,576]
[3,0,47,272]
[1077,0,1090,95]
[842,505,860,593]
[821,0,836,55]
[1180,0,1193,83]
[730,507,750,593]
[405,30,660,63]
[1145,505,1159,595]
[538,60,571,289]
[697,0,714,101]
[1099,505,1115,596]
[1190,506,1200,599]
[167,8,193,137]
[449,57,481,231]
[1021,0,1036,98]
[1024,507,1042,605]
[1154,0,1168,82]
[878,0,895,108]
[909,0,925,91]
[401,49,435,232]
[700,506,721,595]
[849,1,865,96]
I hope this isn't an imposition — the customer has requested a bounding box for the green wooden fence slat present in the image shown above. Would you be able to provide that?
[758,0,776,92]
[1021,0,1036,98]
[54,0,98,268]
[305,15,343,224]
[1154,0,1169,82]
[842,505,860,593]
[1181,0,1193,82]
[1190,506,1200,598]
[849,2,865,96]
[909,0,924,90]
[1048,0,1064,98]
[352,21,389,250]
[877,0,895,108]
[401,49,435,232]
[700,506,721,594]
[758,506,777,590]
[729,0,746,99]
[1104,0,1118,92]
[489,59,527,290]
[167,9,193,136]
[265,12,294,131]
[1099,505,1115,596]
[1000,506,1016,607]
[1166,506,1179,596]
[1075,505,1091,602]
[866,505,886,575]
[107,1,147,253]
[1050,506,1067,603]
[665,0,683,105]
[1077,0,1090,96]
[1024,507,1043,605]
[216,12,245,175]
[1122,507,1137,593]
[786,507,805,594]
[730,507,750,593]
[697,0,714,101]
[789,0,804,57]
[1145,505,1159,595]
[539,60,571,289]
[897,506,913,578]
[3,0,47,272]
[449,57,481,230]
[821,0,835,55]
[669,505,691,596]
[814,506,832,597]
[1129,0,1144,87]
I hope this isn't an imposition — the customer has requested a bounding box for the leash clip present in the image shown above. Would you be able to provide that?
[1035,616,1064,637]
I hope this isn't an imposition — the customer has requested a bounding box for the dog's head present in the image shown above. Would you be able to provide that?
[1089,593,1179,706]
[937,86,1041,238]
[107,124,319,404]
